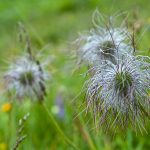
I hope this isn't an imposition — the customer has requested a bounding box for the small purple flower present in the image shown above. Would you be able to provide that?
[53,93,65,119]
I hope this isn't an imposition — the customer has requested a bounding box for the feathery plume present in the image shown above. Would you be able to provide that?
[4,54,49,101]
[75,11,133,66]
[3,23,50,101]
[86,55,150,130]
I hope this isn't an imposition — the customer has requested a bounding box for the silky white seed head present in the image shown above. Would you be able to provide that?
[86,55,150,130]
[75,11,133,67]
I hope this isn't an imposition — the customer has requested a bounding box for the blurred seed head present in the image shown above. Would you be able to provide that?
[3,23,51,102]
[4,55,49,101]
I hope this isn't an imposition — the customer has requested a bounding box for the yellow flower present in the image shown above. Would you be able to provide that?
[1,102,12,113]
[0,143,7,150]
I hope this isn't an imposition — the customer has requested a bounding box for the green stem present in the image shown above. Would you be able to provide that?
[42,103,79,150]
[8,111,12,149]
[76,117,96,150]
[82,128,96,150]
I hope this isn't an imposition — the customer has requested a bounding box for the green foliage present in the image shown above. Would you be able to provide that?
[0,0,150,150]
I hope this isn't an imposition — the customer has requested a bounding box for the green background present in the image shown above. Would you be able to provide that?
[0,0,150,149]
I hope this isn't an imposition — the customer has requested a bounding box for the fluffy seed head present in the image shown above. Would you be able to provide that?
[4,55,49,101]
[86,55,150,131]
[75,12,133,67]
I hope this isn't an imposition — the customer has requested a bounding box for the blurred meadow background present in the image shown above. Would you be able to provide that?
[0,0,150,149]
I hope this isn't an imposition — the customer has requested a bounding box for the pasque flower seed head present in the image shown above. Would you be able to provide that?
[4,55,49,101]
[75,11,133,67]
[86,54,150,130]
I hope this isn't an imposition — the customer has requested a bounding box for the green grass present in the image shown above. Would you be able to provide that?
[0,0,150,149]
